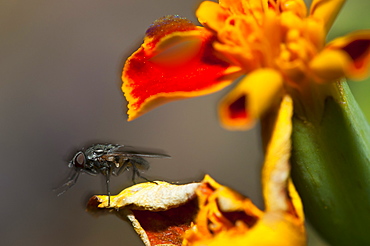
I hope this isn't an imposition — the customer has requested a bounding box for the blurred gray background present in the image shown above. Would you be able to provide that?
[1,0,369,245]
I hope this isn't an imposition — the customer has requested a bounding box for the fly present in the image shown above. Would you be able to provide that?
[56,143,170,205]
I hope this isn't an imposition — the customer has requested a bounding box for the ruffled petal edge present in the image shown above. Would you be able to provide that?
[310,30,370,82]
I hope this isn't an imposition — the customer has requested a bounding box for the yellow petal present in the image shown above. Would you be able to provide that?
[183,175,264,245]
[218,0,247,14]
[196,1,230,31]
[280,0,307,18]
[310,31,370,82]
[261,95,293,212]
[262,96,304,223]
[288,179,305,222]
[310,0,345,33]
[188,213,305,246]
[309,49,349,82]
[91,181,200,209]
[218,69,284,130]
[327,30,370,80]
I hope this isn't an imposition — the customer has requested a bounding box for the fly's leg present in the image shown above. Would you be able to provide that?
[54,170,81,196]
[101,165,113,207]
[131,163,152,183]
[116,157,157,184]
[129,158,157,185]
[115,159,130,176]
[115,158,153,183]
[106,169,114,207]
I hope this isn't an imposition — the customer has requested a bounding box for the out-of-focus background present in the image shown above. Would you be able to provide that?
[0,0,369,245]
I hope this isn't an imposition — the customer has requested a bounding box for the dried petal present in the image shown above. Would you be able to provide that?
[88,181,201,246]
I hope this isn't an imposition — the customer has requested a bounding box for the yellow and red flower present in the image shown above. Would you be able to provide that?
[122,0,370,129]
[117,0,370,244]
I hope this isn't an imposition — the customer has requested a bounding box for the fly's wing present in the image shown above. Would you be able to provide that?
[105,145,171,159]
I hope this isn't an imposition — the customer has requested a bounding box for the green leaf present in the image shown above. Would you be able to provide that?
[291,81,370,246]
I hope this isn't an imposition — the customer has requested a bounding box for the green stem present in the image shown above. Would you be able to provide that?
[291,81,370,246]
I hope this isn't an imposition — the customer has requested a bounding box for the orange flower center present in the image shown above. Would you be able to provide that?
[204,1,326,85]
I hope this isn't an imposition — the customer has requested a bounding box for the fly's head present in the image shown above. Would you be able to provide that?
[69,149,102,175]
[69,151,87,170]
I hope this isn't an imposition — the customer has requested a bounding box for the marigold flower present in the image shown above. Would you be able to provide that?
[120,0,370,245]
[122,0,370,129]
[88,96,305,245]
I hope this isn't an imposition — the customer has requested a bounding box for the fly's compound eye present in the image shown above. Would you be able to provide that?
[70,151,86,169]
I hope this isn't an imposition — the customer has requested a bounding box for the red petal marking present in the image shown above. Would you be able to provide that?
[228,95,248,120]
[124,29,230,112]
[341,39,370,69]
[132,199,198,246]
[221,211,259,228]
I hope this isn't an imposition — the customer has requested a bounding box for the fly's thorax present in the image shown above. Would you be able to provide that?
[84,143,121,161]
